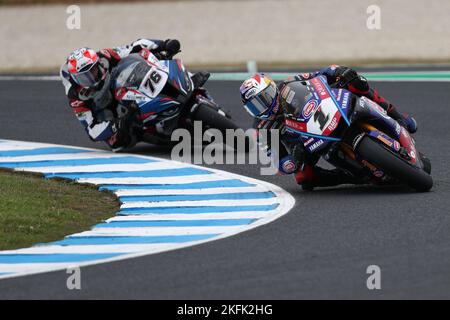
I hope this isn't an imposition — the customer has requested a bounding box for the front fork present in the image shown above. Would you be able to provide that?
[189,88,229,118]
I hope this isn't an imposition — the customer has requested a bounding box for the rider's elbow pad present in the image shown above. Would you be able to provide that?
[278,155,297,175]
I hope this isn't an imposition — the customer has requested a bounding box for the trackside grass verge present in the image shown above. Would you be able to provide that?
[0,170,119,250]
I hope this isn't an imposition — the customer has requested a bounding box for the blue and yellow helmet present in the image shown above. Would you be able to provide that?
[240,73,279,120]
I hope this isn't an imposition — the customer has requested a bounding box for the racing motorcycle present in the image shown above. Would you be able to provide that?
[281,75,433,192]
[110,49,241,147]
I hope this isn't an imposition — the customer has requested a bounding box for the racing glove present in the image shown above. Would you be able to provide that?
[157,39,181,60]
[106,118,136,152]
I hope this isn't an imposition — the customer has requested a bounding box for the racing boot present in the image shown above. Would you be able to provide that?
[191,71,210,88]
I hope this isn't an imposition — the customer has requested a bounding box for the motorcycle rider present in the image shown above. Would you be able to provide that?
[239,66,418,190]
[60,38,210,151]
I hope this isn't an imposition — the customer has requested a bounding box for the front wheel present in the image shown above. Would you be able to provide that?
[356,136,433,192]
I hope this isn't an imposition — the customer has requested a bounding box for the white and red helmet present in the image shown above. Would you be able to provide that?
[67,47,106,88]
[240,73,279,119]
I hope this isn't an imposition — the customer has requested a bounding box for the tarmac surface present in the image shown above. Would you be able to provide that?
[0,75,449,298]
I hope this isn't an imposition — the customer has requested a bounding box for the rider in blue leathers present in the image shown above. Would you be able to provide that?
[240,65,418,190]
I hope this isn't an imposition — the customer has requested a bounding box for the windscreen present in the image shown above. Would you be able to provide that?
[279,80,314,118]
[112,55,151,89]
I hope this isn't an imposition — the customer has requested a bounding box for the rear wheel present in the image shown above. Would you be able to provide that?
[194,103,239,131]
[356,136,433,192]
[193,103,252,150]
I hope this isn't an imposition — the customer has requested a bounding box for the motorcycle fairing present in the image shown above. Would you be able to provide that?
[162,59,193,95]
[136,59,192,118]
[352,97,418,165]
[113,53,192,123]
[284,76,351,154]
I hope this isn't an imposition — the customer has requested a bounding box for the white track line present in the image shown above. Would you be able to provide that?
[75,174,229,185]
[16,162,190,173]
[0,152,132,163]
[114,186,268,196]
[106,211,279,221]
[0,243,182,255]
[0,76,60,81]
[0,140,59,150]
[0,264,75,274]
[72,226,246,237]
[119,198,278,208]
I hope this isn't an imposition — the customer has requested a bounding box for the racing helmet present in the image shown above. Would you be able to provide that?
[240,73,279,119]
[67,47,106,89]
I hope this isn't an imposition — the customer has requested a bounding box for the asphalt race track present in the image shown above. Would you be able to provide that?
[0,73,450,298]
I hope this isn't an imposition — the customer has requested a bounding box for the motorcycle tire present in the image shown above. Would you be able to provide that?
[356,136,433,192]
[193,103,253,151]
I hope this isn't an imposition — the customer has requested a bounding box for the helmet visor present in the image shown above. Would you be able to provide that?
[72,62,104,88]
[243,82,278,118]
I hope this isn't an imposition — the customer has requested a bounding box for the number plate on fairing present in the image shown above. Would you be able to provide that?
[139,67,168,99]
[304,99,341,136]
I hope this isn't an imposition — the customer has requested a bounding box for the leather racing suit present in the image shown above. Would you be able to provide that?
[256,65,416,190]
[60,39,180,151]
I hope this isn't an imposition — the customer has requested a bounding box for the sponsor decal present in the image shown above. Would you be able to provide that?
[409,149,416,159]
[360,97,391,119]
[341,92,350,108]
[393,140,401,151]
[285,118,307,132]
[244,88,258,100]
[302,100,318,119]
[286,90,295,104]
[310,77,328,98]
[327,116,339,132]
[282,160,296,173]
[301,73,310,79]
[304,137,314,146]
[377,134,393,148]
[336,89,342,101]
[395,123,401,136]
[281,86,291,99]
[359,98,366,108]
[70,49,85,60]
[373,170,384,178]
[308,139,324,152]
[242,78,256,90]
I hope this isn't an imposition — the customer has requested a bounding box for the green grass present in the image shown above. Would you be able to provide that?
[0,170,118,250]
